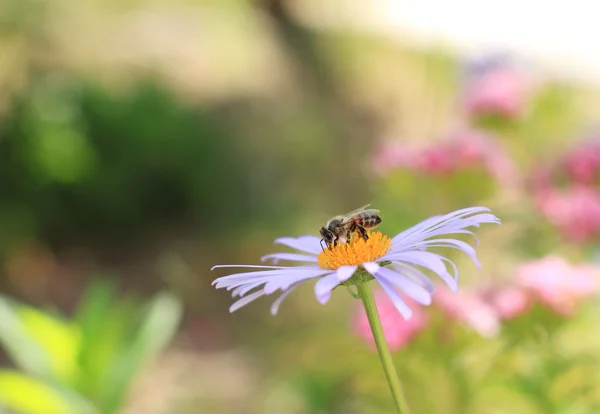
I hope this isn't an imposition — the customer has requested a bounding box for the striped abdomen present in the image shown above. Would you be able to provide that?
[353,213,382,229]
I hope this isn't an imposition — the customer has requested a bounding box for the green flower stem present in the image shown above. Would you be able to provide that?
[357,280,410,414]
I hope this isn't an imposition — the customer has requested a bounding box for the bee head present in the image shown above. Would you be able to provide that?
[319,226,333,241]
[319,226,334,251]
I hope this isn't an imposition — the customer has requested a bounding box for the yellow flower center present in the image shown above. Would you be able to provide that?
[317,231,391,270]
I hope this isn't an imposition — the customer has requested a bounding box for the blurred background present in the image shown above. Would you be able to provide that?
[1,0,600,413]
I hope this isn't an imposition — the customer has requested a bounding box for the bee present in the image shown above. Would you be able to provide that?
[319,204,382,250]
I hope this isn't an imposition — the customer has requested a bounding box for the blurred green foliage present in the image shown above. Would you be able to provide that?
[0,279,182,414]
[0,76,270,250]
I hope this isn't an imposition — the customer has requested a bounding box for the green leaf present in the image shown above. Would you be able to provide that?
[0,370,94,414]
[73,280,144,406]
[0,296,54,378]
[75,279,118,332]
[101,292,182,414]
[73,279,119,397]
[17,307,80,385]
[32,124,97,184]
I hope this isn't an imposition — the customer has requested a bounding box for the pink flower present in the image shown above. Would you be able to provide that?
[450,130,493,167]
[434,287,501,337]
[414,147,455,174]
[371,139,456,176]
[563,143,600,185]
[536,186,600,242]
[481,285,532,320]
[373,129,514,179]
[354,291,428,350]
[434,283,532,336]
[448,129,519,186]
[517,257,600,315]
[464,55,529,119]
[528,164,554,192]
[371,141,419,176]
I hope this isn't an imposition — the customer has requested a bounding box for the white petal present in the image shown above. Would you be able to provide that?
[391,207,498,248]
[314,273,340,304]
[363,261,380,274]
[374,277,413,319]
[229,290,265,312]
[213,267,321,288]
[212,264,288,271]
[404,238,481,269]
[364,263,432,305]
[231,281,264,297]
[385,251,458,292]
[392,263,436,293]
[270,284,302,315]
[274,236,322,255]
[261,253,318,264]
[263,269,332,294]
[336,265,358,282]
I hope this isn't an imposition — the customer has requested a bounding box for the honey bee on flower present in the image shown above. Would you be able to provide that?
[318,204,382,250]
[211,207,500,320]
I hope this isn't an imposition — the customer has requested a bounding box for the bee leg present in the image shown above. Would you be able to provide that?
[346,222,358,242]
[357,225,369,241]
[333,235,339,247]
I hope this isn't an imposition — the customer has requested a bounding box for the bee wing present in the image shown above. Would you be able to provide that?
[339,204,380,223]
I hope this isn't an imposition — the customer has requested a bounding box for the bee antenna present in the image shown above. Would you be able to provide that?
[320,238,326,252]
